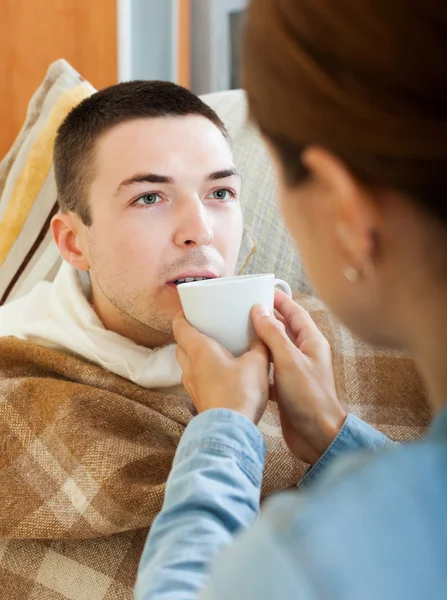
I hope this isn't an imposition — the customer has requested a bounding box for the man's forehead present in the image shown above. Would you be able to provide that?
[97,115,230,151]
[94,116,235,184]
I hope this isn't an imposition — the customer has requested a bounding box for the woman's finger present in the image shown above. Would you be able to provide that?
[274,309,294,342]
[248,337,270,368]
[274,289,321,340]
[172,311,206,352]
[251,304,297,362]
[175,344,190,372]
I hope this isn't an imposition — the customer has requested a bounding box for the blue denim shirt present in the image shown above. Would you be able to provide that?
[135,407,447,600]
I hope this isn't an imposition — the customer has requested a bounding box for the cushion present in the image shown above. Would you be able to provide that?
[0,61,257,305]
[0,60,95,305]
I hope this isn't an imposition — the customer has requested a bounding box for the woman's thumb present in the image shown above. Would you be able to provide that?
[252,304,291,359]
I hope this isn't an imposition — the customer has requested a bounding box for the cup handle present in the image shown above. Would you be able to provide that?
[274,278,292,297]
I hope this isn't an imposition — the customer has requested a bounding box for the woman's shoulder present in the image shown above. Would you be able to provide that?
[258,440,447,598]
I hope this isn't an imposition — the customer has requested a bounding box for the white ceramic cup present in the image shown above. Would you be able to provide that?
[177,273,292,357]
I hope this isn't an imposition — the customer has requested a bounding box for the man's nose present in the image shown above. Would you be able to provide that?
[173,198,214,248]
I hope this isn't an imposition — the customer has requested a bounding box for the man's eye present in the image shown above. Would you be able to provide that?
[209,189,235,201]
[134,193,162,206]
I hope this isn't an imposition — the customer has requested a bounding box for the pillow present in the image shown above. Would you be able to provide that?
[0,60,95,305]
[0,61,256,305]
[202,90,312,294]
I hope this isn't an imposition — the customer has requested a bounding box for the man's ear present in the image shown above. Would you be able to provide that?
[302,146,379,274]
[51,212,90,271]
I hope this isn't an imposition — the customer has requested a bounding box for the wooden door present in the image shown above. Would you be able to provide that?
[0,0,117,158]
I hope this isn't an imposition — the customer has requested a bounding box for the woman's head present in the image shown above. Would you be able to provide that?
[243,0,447,349]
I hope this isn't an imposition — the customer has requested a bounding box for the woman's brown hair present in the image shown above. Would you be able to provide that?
[243,0,447,222]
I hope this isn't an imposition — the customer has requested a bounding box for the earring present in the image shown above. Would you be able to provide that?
[343,265,359,282]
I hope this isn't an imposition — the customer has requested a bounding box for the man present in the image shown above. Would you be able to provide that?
[0,80,244,390]
[0,81,302,600]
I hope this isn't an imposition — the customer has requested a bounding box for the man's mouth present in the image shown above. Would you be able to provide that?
[171,276,210,285]
[167,271,219,287]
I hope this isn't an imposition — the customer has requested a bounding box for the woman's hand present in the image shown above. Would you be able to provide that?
[252,290,347,464]
[173,312,270,424]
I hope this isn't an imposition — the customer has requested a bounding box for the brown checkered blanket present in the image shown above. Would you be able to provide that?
[0,297,430,599]
[0,336,304,599]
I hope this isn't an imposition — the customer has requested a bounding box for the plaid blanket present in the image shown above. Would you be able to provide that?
[0,297,430,598]
[0,336,303,599]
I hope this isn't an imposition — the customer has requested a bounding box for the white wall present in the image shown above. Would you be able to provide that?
[191,0,247,94]
[117,0,178,82]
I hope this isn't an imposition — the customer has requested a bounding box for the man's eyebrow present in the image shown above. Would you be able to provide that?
[207,168,241,181]
[115,173,174,195]
[115,168,241,196]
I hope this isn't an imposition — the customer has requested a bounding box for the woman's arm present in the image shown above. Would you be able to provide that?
[135,409,265,600]
[298,413,397,490]
[135,408,395,599]
[135,295,399,599]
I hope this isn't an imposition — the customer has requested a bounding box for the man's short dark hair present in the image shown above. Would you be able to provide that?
[54,80,231,226]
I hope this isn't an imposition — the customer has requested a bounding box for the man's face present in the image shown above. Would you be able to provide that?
[78,115,243,342]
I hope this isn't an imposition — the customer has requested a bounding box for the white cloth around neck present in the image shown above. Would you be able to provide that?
[0,261,183,389]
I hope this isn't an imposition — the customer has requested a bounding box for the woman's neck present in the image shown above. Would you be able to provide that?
[405,290,447,413]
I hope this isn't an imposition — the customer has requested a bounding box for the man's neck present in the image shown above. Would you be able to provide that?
[108,315,175,349]
[90,288,175,349]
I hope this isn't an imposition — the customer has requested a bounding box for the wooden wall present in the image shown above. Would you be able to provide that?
[178,0,191,88]
[0,0,117,158]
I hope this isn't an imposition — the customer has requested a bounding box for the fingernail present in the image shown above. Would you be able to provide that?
[255,304,270,317]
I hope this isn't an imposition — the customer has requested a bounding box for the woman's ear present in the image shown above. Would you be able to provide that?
[303,146,379,276]
[51,212,90,271]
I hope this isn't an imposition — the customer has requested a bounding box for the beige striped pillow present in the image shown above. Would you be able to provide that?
[0,59,95,305]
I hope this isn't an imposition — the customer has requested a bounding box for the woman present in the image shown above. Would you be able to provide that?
[135,1,447,598]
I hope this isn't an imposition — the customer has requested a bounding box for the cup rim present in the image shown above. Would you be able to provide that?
[177,273,275,289]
